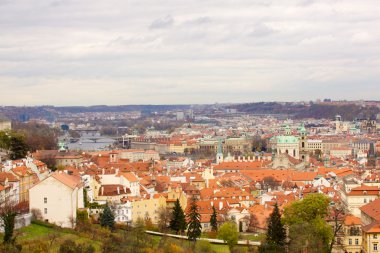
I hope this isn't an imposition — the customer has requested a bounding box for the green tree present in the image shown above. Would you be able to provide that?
[261,202,286,252]
[0,131,29,160]
[283,193,333,253]
[100,204,115,231]
[210,205,218,232]
[76,209,89,225]
[283,193,330,224]
[187,196,202,243]
[169,199,187,234]
[218,222,239,251]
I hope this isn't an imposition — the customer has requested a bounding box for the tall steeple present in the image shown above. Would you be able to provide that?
[284,125,291,136]
[216,138,224,164]
[299,122,309,162]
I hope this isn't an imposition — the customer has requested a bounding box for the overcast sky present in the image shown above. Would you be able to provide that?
[0,0,379,106]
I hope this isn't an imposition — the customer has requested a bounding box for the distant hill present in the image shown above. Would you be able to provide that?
[228,102,380,120]
[53,104,192,113]
[0,105,192,121]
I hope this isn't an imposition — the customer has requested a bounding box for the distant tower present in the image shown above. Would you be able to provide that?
[284,125,291,136]
[335,115,342,133]
[368,142,377,168]
[299,123,309,162]
[216,139,224,164]
[58,140,67,152]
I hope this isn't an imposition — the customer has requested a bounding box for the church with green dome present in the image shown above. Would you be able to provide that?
[270,124,308,161]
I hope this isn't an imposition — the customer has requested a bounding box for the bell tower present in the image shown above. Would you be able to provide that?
[299,123,309,162]
[216,139,224,164]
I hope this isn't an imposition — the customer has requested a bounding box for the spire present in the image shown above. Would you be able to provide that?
[284,125,291,136]
[216,138,224,164]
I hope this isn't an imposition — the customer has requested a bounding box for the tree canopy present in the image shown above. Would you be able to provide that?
[100,205,115,231]
[169,199,187,234]
[187,196,202,242]
[283,193,333,253]
[265,203,286,249]
[210,205,218,232]
[217,222,239,251]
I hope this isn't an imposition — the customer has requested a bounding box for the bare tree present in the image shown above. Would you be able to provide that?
[0,199,18,243]
[157,206,170,232]
[328,205,346,253]
[30,208,42,221]
[247,214,259,233]
[48,232,60,248]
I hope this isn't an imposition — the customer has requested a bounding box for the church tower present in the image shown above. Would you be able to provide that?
[335,115,342,134]
[368,142,377,168]
[216,139,224,164]
[284,125,291,136]
[299,123,309,162]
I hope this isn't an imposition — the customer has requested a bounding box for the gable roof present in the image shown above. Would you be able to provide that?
[51,172,81,189]
[360,198,380,221]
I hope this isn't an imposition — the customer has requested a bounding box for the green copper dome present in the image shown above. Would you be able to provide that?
[275,135,299,144]
[298,123,307,135]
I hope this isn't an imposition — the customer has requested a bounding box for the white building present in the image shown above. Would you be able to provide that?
[112,197,132,225]
[340,185,380,217]
[29,171,84,228]
[119,149,159,162]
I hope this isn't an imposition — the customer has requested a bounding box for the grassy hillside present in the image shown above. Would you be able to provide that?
[0,222,247,253]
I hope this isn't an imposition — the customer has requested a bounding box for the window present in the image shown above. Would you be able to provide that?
[374,234,378,239]
[44,208,47,214]
[355,239,359,245]
[349,239,352,245]
[44,197,47,204]
[364,199,367,203]
[374,243,378,251]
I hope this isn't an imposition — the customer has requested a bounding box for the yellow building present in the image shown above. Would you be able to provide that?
[11,166,38,202]
[160,186,188,211]
[362,223,380,253]
[131,195,166,224]
[333,215,362,253]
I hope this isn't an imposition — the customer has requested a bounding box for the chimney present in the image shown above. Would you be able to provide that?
[219,201,223,210]
[101,186,104,196]
[117,186,120,195]
[102,168,105,175]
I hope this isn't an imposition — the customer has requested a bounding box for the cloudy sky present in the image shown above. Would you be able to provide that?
[0,0,379,105]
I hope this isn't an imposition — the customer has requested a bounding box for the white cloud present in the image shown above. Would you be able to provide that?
[0,0,379,105]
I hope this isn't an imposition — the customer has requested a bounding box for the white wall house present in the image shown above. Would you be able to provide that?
[112,198,132,225]
[341,185,380,217]
[29,171,84,228]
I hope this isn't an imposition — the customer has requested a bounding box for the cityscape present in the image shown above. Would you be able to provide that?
[1,1,380,253]
[1,100,380,253]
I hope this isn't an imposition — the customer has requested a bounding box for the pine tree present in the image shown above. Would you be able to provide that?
[265,202,286,250]
[210,205,218,232]
[187,196,202,242]
[169,199,187,234]
[100,204,115,231]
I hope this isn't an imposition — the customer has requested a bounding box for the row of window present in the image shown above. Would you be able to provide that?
[348,238,359,245]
